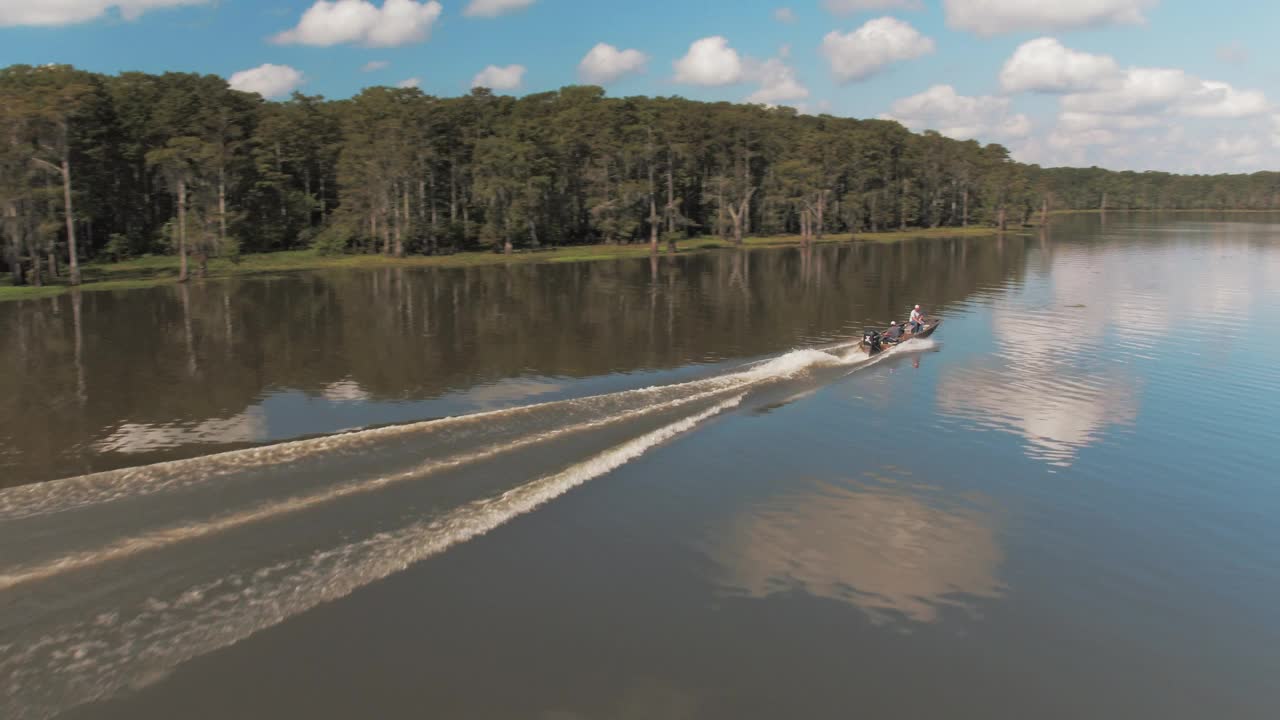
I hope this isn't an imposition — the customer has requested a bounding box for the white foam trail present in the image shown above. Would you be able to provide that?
[0,384,740,591]
[0,395,744,720]
[1,345,857,522]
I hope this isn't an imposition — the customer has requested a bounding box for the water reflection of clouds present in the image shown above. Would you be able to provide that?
[940,236,1271,467]
[466,378,564,410]
[938,367,1138,468]
[96,409,268,454]
[939,245,1149,467]
[709,480,1003,624]
[320,379,371,402]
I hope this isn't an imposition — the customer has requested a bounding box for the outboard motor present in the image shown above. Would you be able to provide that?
[862,330,883,355]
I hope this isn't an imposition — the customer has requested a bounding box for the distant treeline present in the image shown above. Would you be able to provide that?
[3,64,1278,286]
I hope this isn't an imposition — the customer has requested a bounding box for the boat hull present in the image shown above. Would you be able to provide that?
[858,319,941,355]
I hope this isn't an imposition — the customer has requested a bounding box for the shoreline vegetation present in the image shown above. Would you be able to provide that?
[3,206,1274,302]
[6,65,1280,304]
[0,226,1004,302]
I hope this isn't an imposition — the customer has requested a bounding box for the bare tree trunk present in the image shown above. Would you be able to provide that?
[218,167,227,252]
[1041,196,1049,226]
[382,204,392,256]
[715,178,726,240]
[666,150,675,236]
[177,176,188,283]
[950,180,958,226]
[899,178,909,231]
[417,178,427,248]
[29,232,42,287]
[23,212,42,287]
[428,168,439,254]
[319,176,327,218]
[396,185,408,257]
[997,205,1007,232]
[727,189,753,246]
[4,203,22,285]
[816,191,826,240]
[61,155,81,285]
[962,187,969,227]
[649,164,659,254]
[449,161,458,224]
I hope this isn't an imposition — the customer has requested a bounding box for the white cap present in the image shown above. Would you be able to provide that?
[891,321,897,325]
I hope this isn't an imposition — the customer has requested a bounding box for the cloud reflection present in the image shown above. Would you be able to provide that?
[95,409,268,454]
[710,481,1003,623]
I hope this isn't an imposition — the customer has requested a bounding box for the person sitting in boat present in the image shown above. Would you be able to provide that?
[884,321,904,343]
[909,305,926,333]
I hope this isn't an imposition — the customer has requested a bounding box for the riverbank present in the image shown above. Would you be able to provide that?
[0,226,1002,303]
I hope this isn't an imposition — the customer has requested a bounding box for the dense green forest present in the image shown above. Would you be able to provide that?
[3,64,1278,286]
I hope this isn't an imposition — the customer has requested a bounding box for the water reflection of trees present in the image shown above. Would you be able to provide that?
[709,480,1003,624]
[0,236,1032,484]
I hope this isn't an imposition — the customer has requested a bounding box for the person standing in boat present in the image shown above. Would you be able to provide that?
[909,305,926,333]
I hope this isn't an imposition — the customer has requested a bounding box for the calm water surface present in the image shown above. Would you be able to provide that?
[2,214,1279,719]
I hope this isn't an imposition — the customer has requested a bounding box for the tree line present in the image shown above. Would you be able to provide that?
[3,63,1278,286]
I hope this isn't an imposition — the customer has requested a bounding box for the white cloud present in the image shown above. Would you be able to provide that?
[228,64,305,99]
[1212,136,1260,158]
[1061,68,1268,119]
[1058,112,1159,132]
[999,38,1119,94]
[578,43,648,84]
[821,17,934,83]
[1000,39,1272,128]
[396,77,421,88]
[1059,67,1193,115]
[674,36,745,86]
[471,64,526,90]
[273,0,442,48]
[883,84,1031,141]
[463,0,534,17]
[944,0,1155,36]
[361,60,390,72]
[746,57,809,105]
[773,7,795,23]
[1180,81,1269,118]
[823,0,921,13]
[0,0,209,26]
[1048,127,1120,149]
[1029,103,1278,173]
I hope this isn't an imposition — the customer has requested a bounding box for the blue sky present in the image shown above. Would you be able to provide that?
[2,0,1278,173]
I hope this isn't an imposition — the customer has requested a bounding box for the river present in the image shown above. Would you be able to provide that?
[2,213,1278,719]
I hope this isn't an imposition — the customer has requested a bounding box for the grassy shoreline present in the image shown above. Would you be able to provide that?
[0,226,1002,303]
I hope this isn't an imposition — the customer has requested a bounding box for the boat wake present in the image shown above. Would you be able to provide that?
[0,339,921,720]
